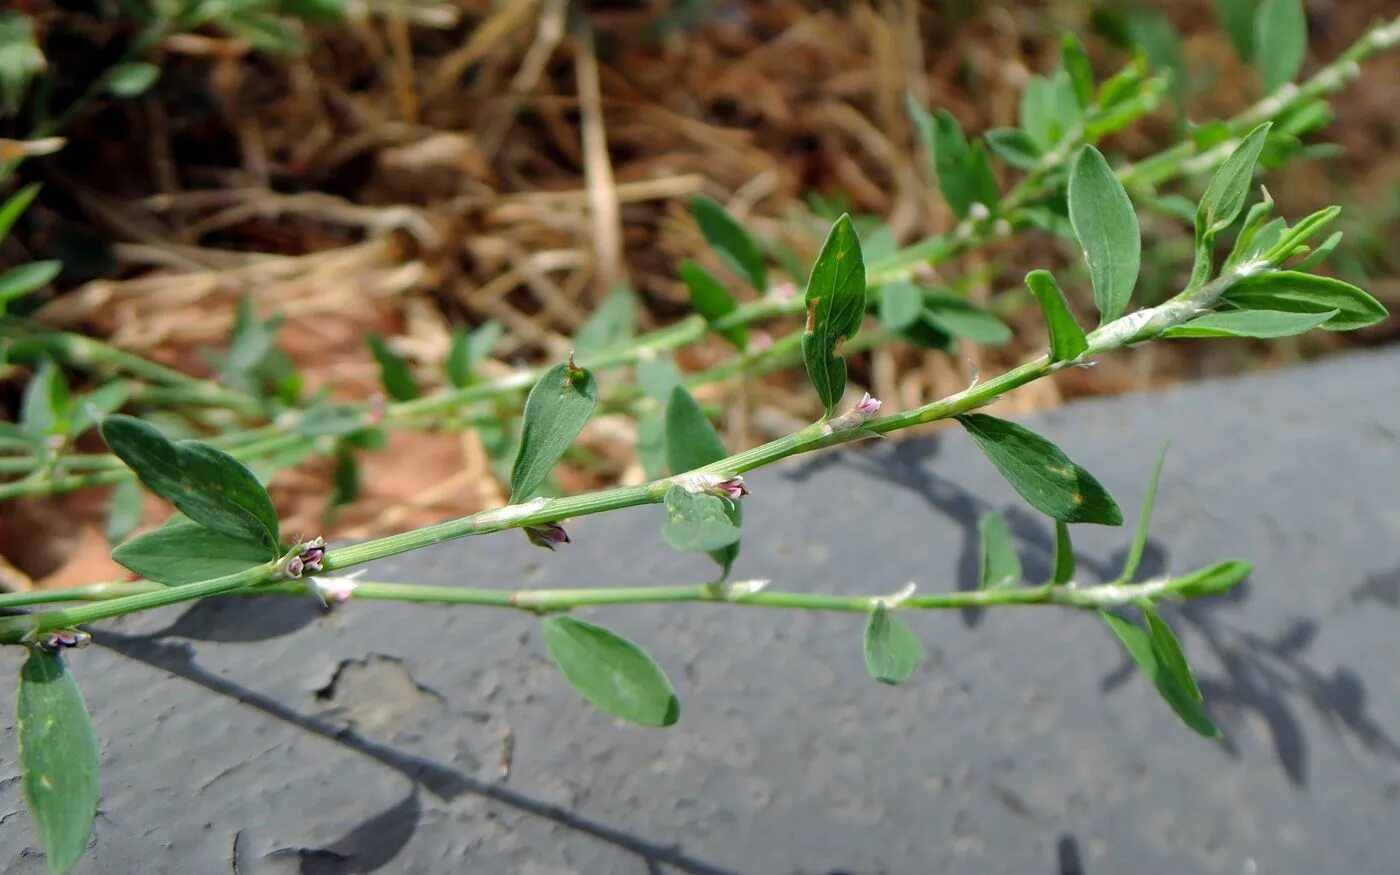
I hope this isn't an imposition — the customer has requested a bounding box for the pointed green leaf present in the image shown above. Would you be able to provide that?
[661,485,741,553]
[1024,270,1088,361]
[1195,123,1272,269]
[367,333,419,402]
[877,281,924,332]
[509,360,599,501]
[965,141,1000,211]
[977,511,1021,590]
[915,103,976,219]
[445,320,502,388]
[690,194,766,291]
[665,385,727,472]
[1060,33,1096,108]
[983,128,1041,171]
[636,355,683,403]
[1051,520,1075,585]
[1292,230,1342,271]
[1120,444,1167,582]
[1068,146,1140,323]
[1221,271,1386,331]
[112,520,274,585]
[22,356,70,442]
[0,182,41,243]
[70,381,130,438]
[1019,75,1059,151]
[1217,0,1258,60]
[542,616,680,727]
[863,604,923,685]
[105,479,144,546]
[17,648,100,875]
[0,260,61,308]
[107,61,160,97]
[1254,0,1306,93]
[923,294,1012,346]
[679,260,747,349]
[1163,308,1336,338]
[636,411,668,480]
[1099,610,1219,737]
[1143,606,1203,702]
[1172,559,1251,598]
[0,12,43,114]
[293,402,366,438]
[957,413,1123,525]
[574,285,636,353]
[801,214,866,415]
[101,415,281,552]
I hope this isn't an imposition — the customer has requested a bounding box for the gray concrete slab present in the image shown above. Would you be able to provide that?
[3,348,1399,875]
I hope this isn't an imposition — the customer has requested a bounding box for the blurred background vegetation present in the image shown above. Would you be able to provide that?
[0,0,1396,588]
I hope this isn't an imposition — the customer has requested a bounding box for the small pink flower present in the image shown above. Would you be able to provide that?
[526,522,571,551]
[826,392,883,433]
[768,281,797,303]
[851,392,882,418]
[749,331,774,353]
[283,537,327,579]
[712,475,748,502]
[37,629,91,652]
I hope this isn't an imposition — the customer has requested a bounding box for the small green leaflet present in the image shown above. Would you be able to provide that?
[983,128,1041,171]
[0,182,41,243]
[17,648,100,875]
[22,356,70,443]
[923,294,1011,346]
[661,486,740,553]
[509,359,599,502]
[1163,308,1336,339]
[877,282,924,332]
[636,412,668,480]
[1099,609,1219,738]
[445,320,503,388]
[636,355,683,403]
[105,479,143,546]
[293,402,366,438]
[801,214,866,416]
[679,260,747,349]
[906,99,983,219]
[1196,123,1272,240]
[0,260,61,310]
[1119,444,1167,582]
[1143,606,1203,702]
[863,604,923,685]
[1019,75,1059,152]
[69,381,130,438]
[1067,145,1140,324]
[1220,271,1386,331]
[1172,559,1251,598]
[957,414,1123,525]
[112,520,274,585]
[367,333,419,402]
[977,511,1021,590]
[0,12,43,114]
[1217,0,1258,60]
[1254,0,1306,93]
[1293,230,1343,271]
[101,415,282,553]
[665,386,728,471]
[1050,520,1075,585]
[574,285,637,353]
[107,61,160,97]
[543,616,680,727]
[690,194,767,291]
[1060,33,1096,109]
[1024,270,1087,361]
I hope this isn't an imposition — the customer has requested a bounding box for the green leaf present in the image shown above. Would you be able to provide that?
[1194,123,1272,272]
[445,321,502,388]
[801,214,866,415]
[1060,33,1096,108]
[1163,308,1336,338]
[983,128,1041,171]
[1099,610,1219,737]
[543,616,680,727]
[69,380,130,438]
[1221,271,1386,331]
[22,357,70,442]
[100,415,282,552]
[977,511,1022,590]
[691,194,767,291]
[636,411,668,480]
[331,450,359,507]
[280,0,348,22]
[957,413,1123,525]
[111,520,274,585]
[1292,230,1342,271]
[0,182,40,243]
[965,141,1000,212]
[1143,606,1203,702]
[923,294,1012,346]
[679,261,747,349]
[0,12,43,115]
[922,105,977,219]
[665,385,727,473]
[1019,75,1059,151]
[636,354,684,403]
[1051,520,1075,585]
[1068,146,1140,323]
[509,359,599,501]
[107,61,160,98]
[1024,270,1088,362]
[367,333,419,402]
[0,260,61,308]
[105,479,143,546]
[17,648,100,875]
[661,485,741,553]
[574,285,637,353]
[877,281,924,332]
[1119,444,1167,582]
[1254,0,1306,93]
[293,402,366,438]
[863,604,923,685]
[1217,0,1258,59]
[1172,559,1251,598]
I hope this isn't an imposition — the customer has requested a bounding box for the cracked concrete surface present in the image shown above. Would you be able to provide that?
[2,348,1399,873]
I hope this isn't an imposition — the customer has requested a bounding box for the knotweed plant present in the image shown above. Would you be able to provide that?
[0,8,1397,874]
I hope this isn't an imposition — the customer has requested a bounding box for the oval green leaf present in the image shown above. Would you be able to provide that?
[801,214,866,415]
[1254,0,1306,93]
[17,648,100,875]
[1099,610,1218,737]
[690,195,766,291]
[107,61,160,98]
[923,294,1012,346]
[367,333,419,402]
[679,260,747,349]
[1024,270,1088,361]
[977,511,1022,590]
[111,520,275,585]
[983,128,1042,171]
[957,413,1123,525]
[574,285,637,353]
[665,386,739,575]
[877,282,924,332]
[1221,271,1386,331]
[661,485,740,554]
[1068,145,1140,323]
[101,415,282,553]
[863,603,923,685]
[509,359,599,501]
[543,616,680,727]
[1163,308,1336,339]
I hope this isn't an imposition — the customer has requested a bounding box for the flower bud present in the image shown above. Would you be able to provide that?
[525,522,571,551]
[825,392,882,433]
[36,629,92,652]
